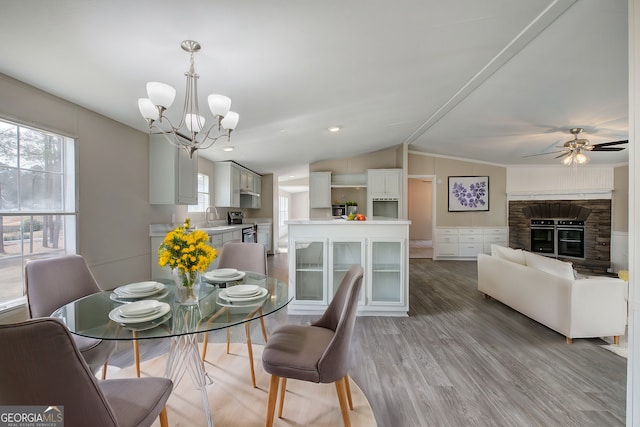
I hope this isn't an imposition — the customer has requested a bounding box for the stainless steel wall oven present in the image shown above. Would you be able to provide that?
[530,219,555,255]
[530,219,585,259]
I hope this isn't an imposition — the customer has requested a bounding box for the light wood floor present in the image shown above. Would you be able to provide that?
[112,255,626,427]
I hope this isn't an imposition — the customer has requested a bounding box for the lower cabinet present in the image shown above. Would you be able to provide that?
[434,227,508,260]
[288,221,409,315]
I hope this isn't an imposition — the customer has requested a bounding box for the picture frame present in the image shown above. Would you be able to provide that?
[448,176,489,212]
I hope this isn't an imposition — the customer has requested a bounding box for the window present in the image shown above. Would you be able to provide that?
[188,173,210,212]
[279,196,289,227]
[0,118,76,309]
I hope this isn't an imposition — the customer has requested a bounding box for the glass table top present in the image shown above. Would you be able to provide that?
[51,272,291,340]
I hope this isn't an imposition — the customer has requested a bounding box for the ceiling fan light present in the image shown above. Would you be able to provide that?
[146,82,176,109]
[208,94,231,117]
[562,155,574,166]
[575,152,589,164]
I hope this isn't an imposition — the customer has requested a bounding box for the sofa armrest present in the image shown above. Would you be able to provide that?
[569,277,628,338]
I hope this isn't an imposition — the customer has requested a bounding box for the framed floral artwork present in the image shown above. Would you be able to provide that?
[448,176,489,212]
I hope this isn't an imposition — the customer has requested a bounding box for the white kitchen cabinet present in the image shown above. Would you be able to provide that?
[330,239,366,304]
[215,161,262,208]
[287,220,409,315]
[309,172,332,208]
[149,135,198,205]
[368,239,405,306]
[367,169,401,199]
[291,239,328,304]
[434,227,508,260]
[214,162,241,207]
[257,223,271,252]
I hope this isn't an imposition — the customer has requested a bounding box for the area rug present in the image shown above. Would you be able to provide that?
[112,343,377,427]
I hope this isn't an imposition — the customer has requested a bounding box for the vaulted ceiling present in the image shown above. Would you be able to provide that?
[0,0,628,182]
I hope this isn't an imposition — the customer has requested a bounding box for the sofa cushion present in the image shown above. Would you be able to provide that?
[491,244,526,265]
[523,251,574,280]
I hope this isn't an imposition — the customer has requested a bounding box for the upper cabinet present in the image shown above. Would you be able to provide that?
[215,161,261,208]
[309,172,332,208]
[367,169,401,199]
[149,135,197,205]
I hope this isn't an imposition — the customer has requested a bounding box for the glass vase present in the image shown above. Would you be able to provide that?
[172,269,201,305]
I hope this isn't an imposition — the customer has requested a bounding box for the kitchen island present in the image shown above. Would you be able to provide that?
[287,218,410,316]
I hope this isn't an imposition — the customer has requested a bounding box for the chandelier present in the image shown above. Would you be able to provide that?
[138,40,239,158]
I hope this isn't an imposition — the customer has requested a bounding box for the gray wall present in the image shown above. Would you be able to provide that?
[0,74,173,312]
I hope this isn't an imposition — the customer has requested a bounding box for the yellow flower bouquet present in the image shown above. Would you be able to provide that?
[158,218,217,302]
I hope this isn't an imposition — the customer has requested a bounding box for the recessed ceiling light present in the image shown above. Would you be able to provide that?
[289,175,295,178]
[223,146,234,152]
[328,126,341,133]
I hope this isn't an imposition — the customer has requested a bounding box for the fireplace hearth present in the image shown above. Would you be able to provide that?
[509,200,613,276]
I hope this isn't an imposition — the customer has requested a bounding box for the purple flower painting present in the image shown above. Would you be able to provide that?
[448,176,489,212]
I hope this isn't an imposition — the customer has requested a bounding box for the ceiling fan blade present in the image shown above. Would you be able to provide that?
[592,140,628,148]
[554,152,571,159]
[522,150,566,158]
[591,147,626,152]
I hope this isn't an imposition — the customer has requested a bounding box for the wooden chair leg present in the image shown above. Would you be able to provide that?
[344,375,353,410]
[226,311,231,354]
[265,375,280,427]
[259,307,268,342]
[201,332,209,362]
[101,358,109,380]
[158,406,169,427]
[335,377,351,427]
[614,335,620,345]
[133,336,141,378]
[566,337,573,345]
[245,321,257,388]
[277,378,287,418]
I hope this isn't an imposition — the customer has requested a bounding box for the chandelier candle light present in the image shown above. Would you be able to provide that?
[138,40,239,157]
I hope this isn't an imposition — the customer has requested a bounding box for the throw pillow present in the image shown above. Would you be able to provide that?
[491,244,526,265]
[523,251,574,280]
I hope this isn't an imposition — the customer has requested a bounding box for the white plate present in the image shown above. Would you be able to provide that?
[122,281,161,293]
[225,284,260,297]
[118,300,164,317]
[109,302,170,324]
[110,290,169,303]
[203,271,246,282]
[211,268,238,277]
[219,287,268,302]
[114,283,165,298]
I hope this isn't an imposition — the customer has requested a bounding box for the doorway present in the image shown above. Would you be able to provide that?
[408,177,435,259]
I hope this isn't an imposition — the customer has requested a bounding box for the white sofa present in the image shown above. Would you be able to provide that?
[477,245,627,344]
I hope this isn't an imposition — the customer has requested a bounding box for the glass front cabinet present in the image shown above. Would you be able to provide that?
[368,239,405,306]
[330,239,366,305]
[287,221,409,315]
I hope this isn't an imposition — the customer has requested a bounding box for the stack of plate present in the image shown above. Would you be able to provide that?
[219,285,268,304]
[203,268,246,282]
[108,300,171,324]
[112,281,165,299]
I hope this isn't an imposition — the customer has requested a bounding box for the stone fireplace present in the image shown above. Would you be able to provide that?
[508,199,613,276]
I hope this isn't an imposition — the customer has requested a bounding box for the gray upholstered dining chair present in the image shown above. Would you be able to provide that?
[0,318,173,427]
[262,264,364,427]
[25,254,117,379]
[201,241,269,388]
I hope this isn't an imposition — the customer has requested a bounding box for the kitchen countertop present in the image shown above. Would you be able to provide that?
[149,222,272,237]
[286,217,411,225]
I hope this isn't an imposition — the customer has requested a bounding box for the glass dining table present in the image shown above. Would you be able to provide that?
[51,272,291,427]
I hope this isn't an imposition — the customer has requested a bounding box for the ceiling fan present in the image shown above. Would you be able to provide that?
[526,128,628,165]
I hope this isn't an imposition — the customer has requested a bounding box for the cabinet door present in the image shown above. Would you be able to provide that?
[149,135,197,205]
[309,172,332,208]
[291,239,327,303]
[176,148,198,204]
[252,175,262,208]
[330,240,366,304]
[383,170,401,197]
[368,239,405,305]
